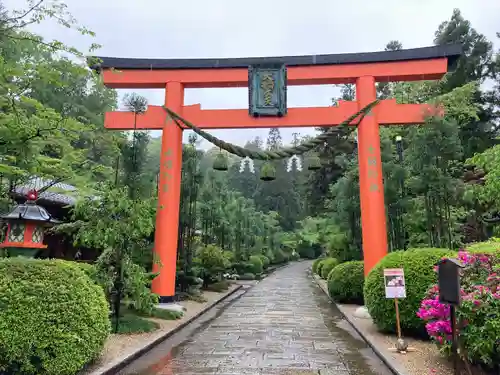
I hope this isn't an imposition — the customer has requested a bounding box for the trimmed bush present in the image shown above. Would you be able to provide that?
[364,248,455,336]
[327,261,364,304]
[248,255,264,275]
[258,254,270,269]
[312,258,323,274]
[297,241,322,259]
[0,258,110,375]
[466,238,500,255]
[316,259,327,277]
[320,257,339,280]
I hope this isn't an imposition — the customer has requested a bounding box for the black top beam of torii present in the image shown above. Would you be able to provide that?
[89,44,462,72]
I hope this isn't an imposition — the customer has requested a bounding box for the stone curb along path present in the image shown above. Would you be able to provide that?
[92,263,289,375]
[91,284,243,375]
[312,274,411,375]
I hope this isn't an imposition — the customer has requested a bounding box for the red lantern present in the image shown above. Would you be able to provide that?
[0,190,59,257]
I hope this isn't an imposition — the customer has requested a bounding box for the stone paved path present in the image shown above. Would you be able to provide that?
[127,261,391,375]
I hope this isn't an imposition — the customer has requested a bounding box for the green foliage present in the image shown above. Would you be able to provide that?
[258,254,270,269]
[364,248,455,336]
[320,257,339,280]
[196,244,230,273]
[248,255,264,275]
[271,248,288,264]
[0,258,110,375]
[317,259,327,277]
[94,249,159,315]
[297,241,319,259]
[69,187,155,251]
[238,273,255,280]
[312,258,323,274]
[194,244,230,285]
[466,238,500,254]
[468,144,500,213]
[141,308,183,320]
[110,314,159,334]
[0,2,123,211]
[327,261,364,304]
[205,280,231,292]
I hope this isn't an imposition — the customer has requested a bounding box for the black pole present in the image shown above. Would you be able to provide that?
[450,304,459,375]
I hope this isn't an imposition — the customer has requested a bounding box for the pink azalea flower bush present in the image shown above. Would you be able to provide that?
[417,250,500,368]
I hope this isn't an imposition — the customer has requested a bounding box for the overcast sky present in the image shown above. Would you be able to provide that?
[7,0,500,149]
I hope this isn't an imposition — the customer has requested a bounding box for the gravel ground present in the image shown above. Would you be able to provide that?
[83,285,239,375]
[314,277,457,375]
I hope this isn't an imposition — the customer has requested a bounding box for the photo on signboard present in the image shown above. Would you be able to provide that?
[385,275,405,288]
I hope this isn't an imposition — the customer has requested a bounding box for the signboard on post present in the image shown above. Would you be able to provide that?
[437,258,464,375]
[384,268,406,299]
[384,268,409,353]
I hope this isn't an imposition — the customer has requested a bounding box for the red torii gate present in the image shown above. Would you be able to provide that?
[91,44,460,301]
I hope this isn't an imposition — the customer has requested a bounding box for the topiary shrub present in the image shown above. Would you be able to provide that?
[258,254,270,269]
[320,257,339,280]
[312,258,324,274]
[248,255,264,275]
[0,258,110,375]
[327,261,364,304]
[316,259,327,277]
[364,248,455,336]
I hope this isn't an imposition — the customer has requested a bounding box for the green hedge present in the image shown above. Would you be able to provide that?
[248,255,264,275]
[320,257,339,279]
[317,259,327,277]
[364,248,455,336]
[466,238,500,254]
[0,258,110,375]
[312,258,323,274]
[327,261,364,304]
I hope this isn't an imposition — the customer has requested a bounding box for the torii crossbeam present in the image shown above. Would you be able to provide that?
[91,44,461,302]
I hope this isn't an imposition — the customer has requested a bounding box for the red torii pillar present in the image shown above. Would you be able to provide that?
[91,45,460,301]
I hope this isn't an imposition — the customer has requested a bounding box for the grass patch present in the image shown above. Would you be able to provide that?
[111,314,159,334]
[204,280,231,292]
[149,308,183,320]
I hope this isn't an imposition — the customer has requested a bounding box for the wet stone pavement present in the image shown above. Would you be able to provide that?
[122,261,391,375]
